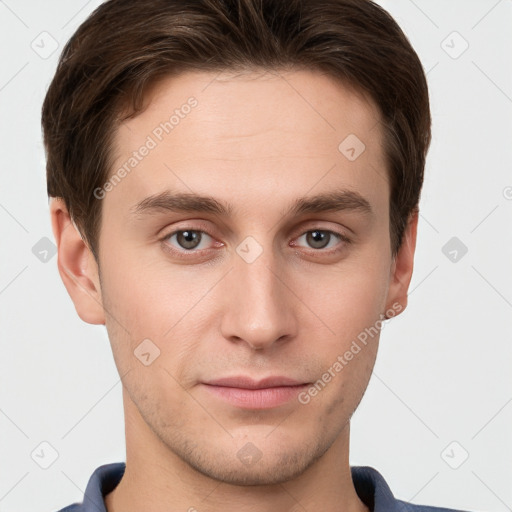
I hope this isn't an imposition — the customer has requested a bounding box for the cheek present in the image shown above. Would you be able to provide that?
[296,256,391,344]
[99,250,217,381]
[99,264,197,411]
[100,245,195,336]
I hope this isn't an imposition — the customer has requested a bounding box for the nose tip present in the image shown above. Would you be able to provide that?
[232,325,290,352]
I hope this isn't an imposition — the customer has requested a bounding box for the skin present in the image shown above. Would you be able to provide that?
[50,68,418,512]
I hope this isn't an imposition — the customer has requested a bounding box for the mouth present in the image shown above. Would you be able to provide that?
[201,376,310,409]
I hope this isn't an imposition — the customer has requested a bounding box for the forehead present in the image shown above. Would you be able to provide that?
[105,68,387,221]
[133,68,383,145]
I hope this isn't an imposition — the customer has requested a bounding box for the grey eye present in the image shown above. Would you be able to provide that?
[296,230,341,250]
[167,230,212,251]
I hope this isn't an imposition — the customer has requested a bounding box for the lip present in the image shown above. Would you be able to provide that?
[204,376,305,389]
[201,376,309,409]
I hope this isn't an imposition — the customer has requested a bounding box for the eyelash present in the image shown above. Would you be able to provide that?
[159,226,351,258]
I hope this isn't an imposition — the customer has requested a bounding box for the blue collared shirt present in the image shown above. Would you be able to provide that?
[57,463,469,512]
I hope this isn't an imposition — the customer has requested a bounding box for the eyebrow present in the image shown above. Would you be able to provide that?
[129,188,373,219]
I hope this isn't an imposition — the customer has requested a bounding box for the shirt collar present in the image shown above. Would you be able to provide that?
[78,462,402,512]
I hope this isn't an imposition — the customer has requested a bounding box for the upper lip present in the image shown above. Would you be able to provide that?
[203,376,307,389]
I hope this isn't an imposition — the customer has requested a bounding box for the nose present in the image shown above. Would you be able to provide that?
[219,246,298,351]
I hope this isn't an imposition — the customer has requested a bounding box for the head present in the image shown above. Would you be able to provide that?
[44,0,430,486]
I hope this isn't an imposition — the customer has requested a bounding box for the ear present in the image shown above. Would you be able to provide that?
[384,209,418,316]
[49,197,105,325]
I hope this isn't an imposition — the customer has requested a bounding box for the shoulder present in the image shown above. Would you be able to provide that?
[395,499,471,512]
[55,462,126,512]
[351,466,472,512]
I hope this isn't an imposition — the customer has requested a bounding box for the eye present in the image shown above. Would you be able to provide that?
[164,229,215,251]
[293,229,349,251]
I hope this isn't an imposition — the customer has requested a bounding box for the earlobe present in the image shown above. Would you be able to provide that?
[385,209,419,316]
[49,197,105,325]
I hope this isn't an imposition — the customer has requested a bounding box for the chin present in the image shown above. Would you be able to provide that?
[170,432,329,486]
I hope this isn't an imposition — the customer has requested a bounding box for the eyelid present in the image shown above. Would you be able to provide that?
[291,221,352,243]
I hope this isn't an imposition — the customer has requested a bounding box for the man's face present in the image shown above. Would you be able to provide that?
[93,69,406,484]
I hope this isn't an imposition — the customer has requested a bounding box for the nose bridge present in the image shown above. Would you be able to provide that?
[220,238,296,349]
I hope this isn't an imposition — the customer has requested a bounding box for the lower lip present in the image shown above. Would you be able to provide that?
[202,384,309,409]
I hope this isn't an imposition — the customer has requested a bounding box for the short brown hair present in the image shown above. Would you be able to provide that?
[42,0,431,260]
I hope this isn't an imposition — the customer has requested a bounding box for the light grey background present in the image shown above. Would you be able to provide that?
[0,1,511,511]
